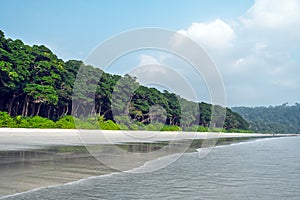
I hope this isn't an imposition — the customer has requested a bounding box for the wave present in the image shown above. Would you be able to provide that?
[1,151,192,199]
[125,153,182,173]
[0,171,122,199]
[0,153,182,199]
[213,136,282,149]
[1,136,292,199]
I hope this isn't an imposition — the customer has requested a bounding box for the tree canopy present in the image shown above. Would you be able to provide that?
[233,103,300,133]
[0,30,249,131]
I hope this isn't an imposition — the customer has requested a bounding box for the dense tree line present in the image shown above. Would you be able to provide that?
[232,103,300,133]
[0,30,249,130]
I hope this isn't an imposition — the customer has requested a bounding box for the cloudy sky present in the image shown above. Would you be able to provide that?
[1,0,299,107]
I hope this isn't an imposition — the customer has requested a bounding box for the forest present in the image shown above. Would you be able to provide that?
[0,30,249,131]
[233,103,300,134]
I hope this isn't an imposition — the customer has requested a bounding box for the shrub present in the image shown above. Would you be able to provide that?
[75,118,98,129]
[145,124,157,131]
[56,116,99,129]
[117,124,129,130]
[136,122,146,130]
[99,120,120,130]
[128,122,146,130]
[129,123,139,130]
[224,128,254,133]
[56,116,76,129]
[0,112,15,127]
[16,116,56,128]
[208,127,223,132]
[114,116,131,127]
[152,122,164,130]
[185,125,199,132]
[14,116,29,128]
[161,125,182,131]
[197,126,209,132]
[145,122,164,131]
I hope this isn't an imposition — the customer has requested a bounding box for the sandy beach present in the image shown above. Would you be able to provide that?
[0,128,297,198]
[0,128,291,150]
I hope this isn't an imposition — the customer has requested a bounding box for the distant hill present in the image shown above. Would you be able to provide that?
[232,103,300,134]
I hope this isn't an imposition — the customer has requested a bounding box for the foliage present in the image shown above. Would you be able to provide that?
[128,122,145,130]
[233,103,300,134]
[0,111,15,127]
[161,125,182,131]
[224,129,254,133]
[99,120,120,130]
[184,125,199,132]
[14,115,56,128]
[114,115,132,127]
[197,126,209,132]
[129,123,139,130]
[73,118,98,129]
[55,115,76,129]
[145,122,164,131]
[208,127,223,132]
[0,30,249,131]
[117,123,129,130]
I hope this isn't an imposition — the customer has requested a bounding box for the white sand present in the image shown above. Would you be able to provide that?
[0,128,295,150]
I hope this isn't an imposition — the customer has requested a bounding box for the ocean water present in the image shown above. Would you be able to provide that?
[2,136,300,200]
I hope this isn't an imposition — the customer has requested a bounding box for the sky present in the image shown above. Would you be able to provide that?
[0,0,300,107]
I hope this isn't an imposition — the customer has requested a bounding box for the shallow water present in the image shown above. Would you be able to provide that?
[2,136,299,200]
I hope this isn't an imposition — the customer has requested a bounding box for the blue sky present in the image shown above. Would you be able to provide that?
[0,0,252,59]
[1,0,300,107]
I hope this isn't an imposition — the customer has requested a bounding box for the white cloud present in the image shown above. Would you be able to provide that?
[131,55,169,80]
[234,58,245,66]
[138,54,160,66]
[252,42,267,54]
[228,42,292,76]
[240,0,300,29]
[178,19,235,51]
[133,1,300,106]
[270,79,300,89]
[129,54,201,102]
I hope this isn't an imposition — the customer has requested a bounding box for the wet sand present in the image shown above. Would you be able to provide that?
[0,128,296,198]
[0,128,287,150]
[0,147,117,197]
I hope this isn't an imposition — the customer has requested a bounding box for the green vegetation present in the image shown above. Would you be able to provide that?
[14,116,56,128]
[0,111,14,127]
[233,103,300,134]
[0,30,249,132]
[99,120,120,130]
[161,125,182,131]
[0,110,251,132]
[55,115,76,129]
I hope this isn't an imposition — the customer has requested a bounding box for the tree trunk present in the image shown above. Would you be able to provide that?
[31,103,36,117]
[22,95,28,116]
[73,103,80,117]
[64,104,69,116]
[8,95,16,116]
[24,101,29,116]
[36,103,42,116]
[47,106,52,118]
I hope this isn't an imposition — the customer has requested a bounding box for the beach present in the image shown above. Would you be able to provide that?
[0,128,297,198]
[0,128,290,149]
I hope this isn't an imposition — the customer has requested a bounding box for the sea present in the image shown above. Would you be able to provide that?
[1,136,300,200]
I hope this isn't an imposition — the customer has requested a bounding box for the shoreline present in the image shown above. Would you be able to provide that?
[0,137,262,199]
[0,129,298,198]
[0,128,296,150]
